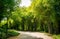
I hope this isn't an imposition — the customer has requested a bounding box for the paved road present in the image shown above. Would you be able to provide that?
[8,31,53,39]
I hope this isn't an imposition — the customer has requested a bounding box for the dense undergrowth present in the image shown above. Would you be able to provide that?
[0,28,20,39]
[53,34,60,39]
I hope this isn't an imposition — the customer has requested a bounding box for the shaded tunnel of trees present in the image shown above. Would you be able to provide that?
[0,0,60,39]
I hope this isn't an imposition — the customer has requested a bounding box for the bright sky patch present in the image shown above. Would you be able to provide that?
[20,0,31,7]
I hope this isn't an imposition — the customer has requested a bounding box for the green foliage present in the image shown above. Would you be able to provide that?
[53,34,60,39]
[8,0,60,34]
[0,0,21,39]
[29,0,60,34]
[7,30,20,37]
[0,0,60,39]
[0,28,19,39]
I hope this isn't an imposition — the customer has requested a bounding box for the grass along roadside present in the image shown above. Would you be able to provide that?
[52,34,60,39]
[0,29,20,39]
[44,33,60,39]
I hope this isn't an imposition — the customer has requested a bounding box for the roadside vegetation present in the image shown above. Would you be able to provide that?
[53,34,60,39]
[0,0,60,39]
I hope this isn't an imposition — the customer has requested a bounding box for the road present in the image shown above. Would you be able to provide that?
[8,31,53,39]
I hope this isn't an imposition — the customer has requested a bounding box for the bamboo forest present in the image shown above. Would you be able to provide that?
[0,0,60,39]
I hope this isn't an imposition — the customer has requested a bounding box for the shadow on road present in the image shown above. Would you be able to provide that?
[19,34,43,39]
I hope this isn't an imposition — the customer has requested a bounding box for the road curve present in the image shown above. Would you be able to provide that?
[8,31,53,39]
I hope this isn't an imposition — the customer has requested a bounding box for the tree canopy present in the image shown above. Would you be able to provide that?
[0,0,60,39]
